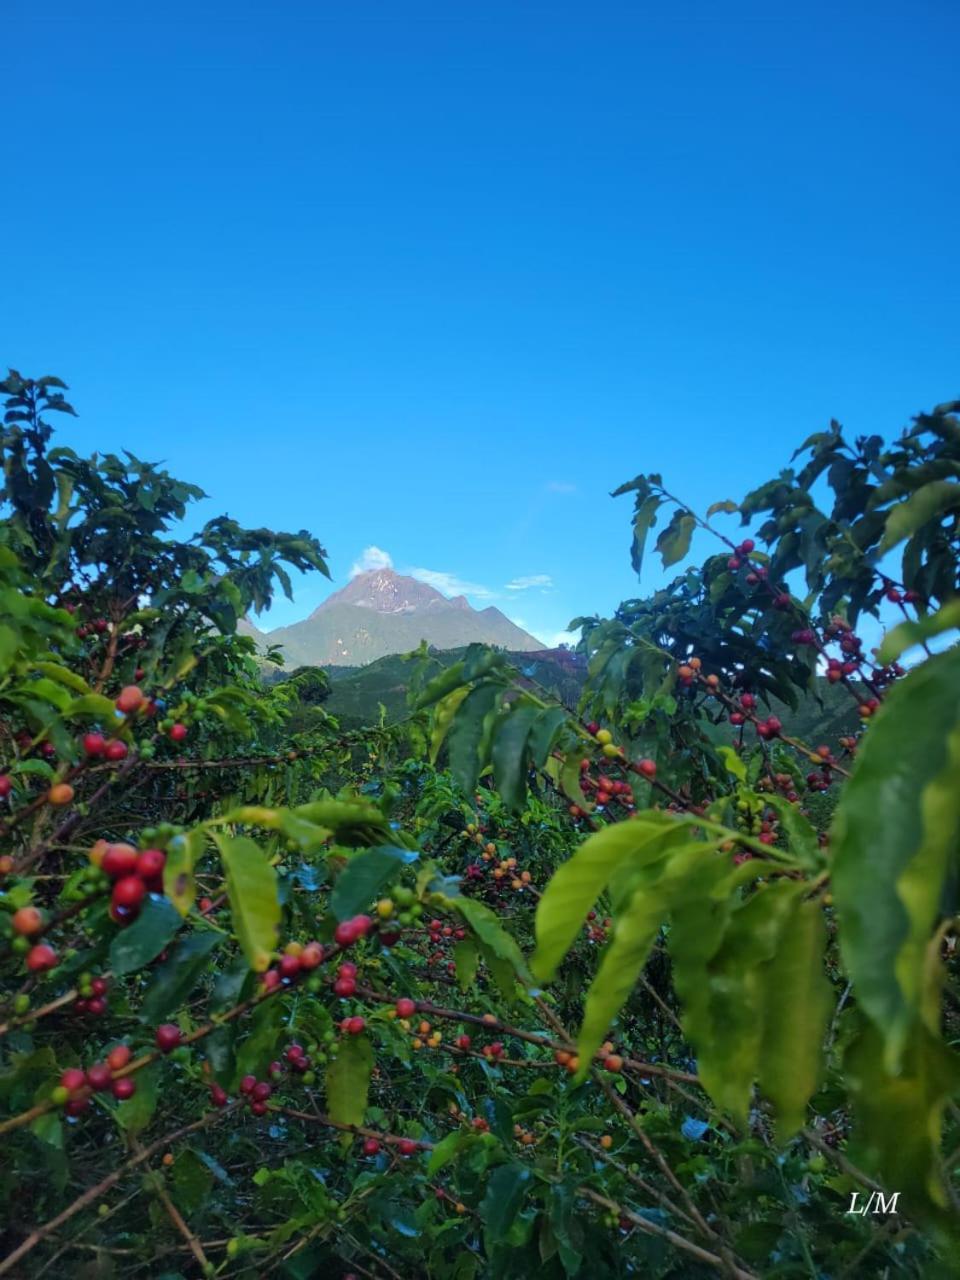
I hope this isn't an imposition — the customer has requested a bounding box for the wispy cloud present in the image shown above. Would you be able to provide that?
[546,628,580,648]
[506,574,553,592]
[350,545,394,577]
[408,567,498,601]
[546,481,576,494]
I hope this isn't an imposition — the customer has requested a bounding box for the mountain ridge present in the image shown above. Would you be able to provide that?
[242,568,546,667]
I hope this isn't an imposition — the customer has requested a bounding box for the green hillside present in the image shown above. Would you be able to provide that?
[283,643,864,741]
[286,646,586,730]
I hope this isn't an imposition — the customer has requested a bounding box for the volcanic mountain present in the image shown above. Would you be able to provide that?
[241,569,546,667]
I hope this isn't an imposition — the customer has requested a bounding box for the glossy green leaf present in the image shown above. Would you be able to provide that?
[139,931,222,1024]
[30,1111,63,1148]
[330,845,416,921]
[326,1034,373,1129]
[718,746,746,782]
[627,494,663,577]
[707,499,739,518]
[427,1129,475,1175]
[761,794,821,868]
[214,834,281,972]
[757,895,832,1139]
[109,896,183,976]
[33,661,90,693]
[575,874,668,1075]
[880,479,960,552]
[831,645,960,1071]
[430,686,471,763]
[456,897,531,984]
[114,1063,160,1135]
[491,704,540,811]
[232,999,283,1089]
[878,599,960,664]
[479,1164,532,1244]
[414,659,467,710]
[171,1149,215,1216]
[578,840,723,1075]
[528,706,569,770]
[164,826,205,917]
[656,510,696,569]
[65,692,119,719]
[845,1021,960,1224]
[682,877,806,1125]
[453,938,479,990]
[447,683,500,795]
[532,816,679,983]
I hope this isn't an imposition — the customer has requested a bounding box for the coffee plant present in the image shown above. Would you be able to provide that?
[1,371,958,1278]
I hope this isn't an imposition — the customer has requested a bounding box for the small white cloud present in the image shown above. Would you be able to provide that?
[546,629,580,648]
[509,616,527,629]
[506,574,553,592]
[350,546,394,577]
[407,567,498,601]
[546,481,576,494]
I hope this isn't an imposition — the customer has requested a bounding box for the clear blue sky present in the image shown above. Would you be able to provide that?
[6,1,958,644]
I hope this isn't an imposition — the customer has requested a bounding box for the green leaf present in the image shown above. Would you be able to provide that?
[330,845,416,921]
[556,745,591,811]
[66,692,120,720]
[878,600,960,664]
[532,816,679,983]
[548,1182,584,1276]
[479,1164,532,1244]
[22,678,72,711]
[491,704,540,811]
[831,645,960,1071]
[757,896,832,1139]
[528,707,568,770]
[880,480,960,552]
[171,1149,214,1216]
[707,499,739,518]
[718,746,747,782]
[761,794,821,869]
[30,1111,63,1148]
[233,999,283,1088]
[447,684,500,795]
[682,876,806,1125]
[115,1063,160,1135]
[576,840,720,1077]
[109,896,183,976]
[627,494,662,578]
[12,758,55,780]
[326,1034,373,1128]
[845,1021,960,1224]
[656,510,696,569]
[414,659,467,710]
[430,686,471,763]
[164,827,205,917]
[453,939,479,990]
[33,661,90,694]
[427,1129,475,1175]
[576,873,669,1074]
[214,834,281,972]
[455,897,531,985]
[139,931,222,1024]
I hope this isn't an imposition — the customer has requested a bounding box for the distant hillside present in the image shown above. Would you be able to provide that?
[320,646,586,730]
[241,569,545,667]
[315,653,860,740]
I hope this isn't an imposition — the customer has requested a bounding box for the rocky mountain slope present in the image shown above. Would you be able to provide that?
[242,569,546,667]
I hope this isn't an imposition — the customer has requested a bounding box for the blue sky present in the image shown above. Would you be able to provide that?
[6,1,958,645]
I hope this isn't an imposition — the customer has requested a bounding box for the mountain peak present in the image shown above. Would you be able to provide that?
[251,566,546,667]
[312,568,448,616]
